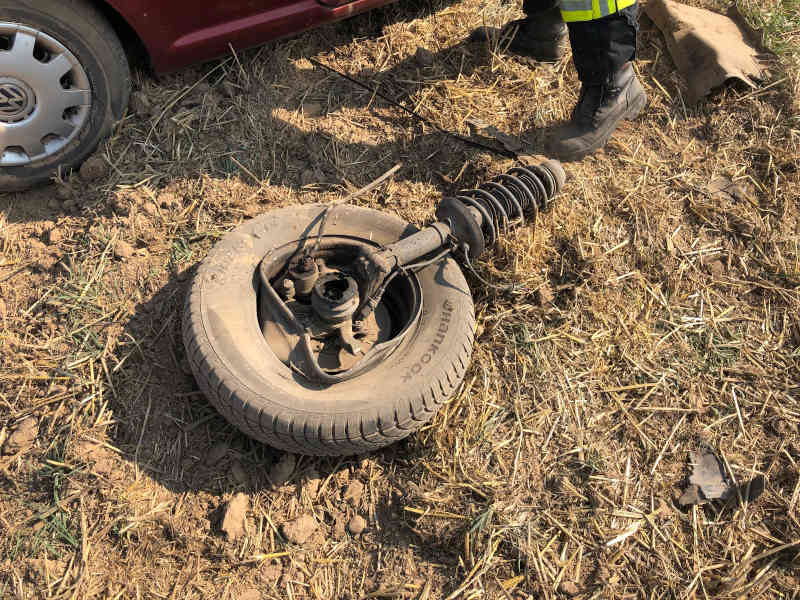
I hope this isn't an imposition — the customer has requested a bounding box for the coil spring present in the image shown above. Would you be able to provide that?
[454,160,565,249]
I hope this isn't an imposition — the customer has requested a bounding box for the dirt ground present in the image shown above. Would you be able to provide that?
[1,0,799,597]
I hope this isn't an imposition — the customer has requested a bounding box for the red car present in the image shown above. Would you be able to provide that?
[0,0,394,191]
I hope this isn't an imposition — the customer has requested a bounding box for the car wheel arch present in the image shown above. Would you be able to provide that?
[88,0,152,69]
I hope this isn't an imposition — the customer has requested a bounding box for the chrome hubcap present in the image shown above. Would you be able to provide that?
[0,77,35,121]
[0,23,92,167]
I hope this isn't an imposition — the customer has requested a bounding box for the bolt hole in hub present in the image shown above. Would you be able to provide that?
[258,238,421,380]
[0,24,92,166]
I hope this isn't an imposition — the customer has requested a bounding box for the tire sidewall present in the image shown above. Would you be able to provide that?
[0,1,127,188]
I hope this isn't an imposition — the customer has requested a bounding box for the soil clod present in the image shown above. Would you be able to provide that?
[231,461,249,486]
[262,562,283,580]
[239,589,260,600]
[2,417,38,455]
[74,441,116,476]
[130,91,152,116]
[205,441,229,466]
[707,259,725,278]
[269,453,296,488]
[535,282,555,306]
[47,228,64,244]
[281,514,317,544]
[558,581,581,597]
[343,480,364,506]
[114,240,135,260]
[679,448,732,506]
[221,493,249,541]
[79,155,107,182]
[303,470,322,498]
[55,184,72,202]
[348,515,367,536]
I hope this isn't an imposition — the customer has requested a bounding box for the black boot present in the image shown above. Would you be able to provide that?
[470,6,567,62]
[548,62,646,161]
[501,7,568,61]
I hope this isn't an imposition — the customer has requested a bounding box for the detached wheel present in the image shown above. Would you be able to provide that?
[0,0,130,191]
[183,204,475,456]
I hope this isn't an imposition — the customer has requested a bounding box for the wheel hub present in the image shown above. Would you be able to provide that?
[311,274,360,324]
[258,237,423,384]
[0,77,35,123]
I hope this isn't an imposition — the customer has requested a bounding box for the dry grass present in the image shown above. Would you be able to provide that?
[1,0,799,597]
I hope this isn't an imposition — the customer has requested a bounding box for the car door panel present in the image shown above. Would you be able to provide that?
[105,0,395,72]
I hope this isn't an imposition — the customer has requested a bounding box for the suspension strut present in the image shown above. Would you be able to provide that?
[354,158,566,320]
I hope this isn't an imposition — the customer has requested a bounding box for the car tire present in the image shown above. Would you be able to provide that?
[183,204,476,456]
[0,0,130,192]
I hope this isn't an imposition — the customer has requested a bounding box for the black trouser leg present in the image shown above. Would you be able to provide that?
[566,4,639,84]
[522,0,560,15]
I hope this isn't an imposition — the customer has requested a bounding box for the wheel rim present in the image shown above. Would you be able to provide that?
[0,23,92,166]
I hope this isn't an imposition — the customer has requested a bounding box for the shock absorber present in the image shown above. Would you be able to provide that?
[354,158,566,319]
[435,158,565,260]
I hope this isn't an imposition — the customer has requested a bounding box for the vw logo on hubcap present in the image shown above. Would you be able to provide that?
[0,78,35,122]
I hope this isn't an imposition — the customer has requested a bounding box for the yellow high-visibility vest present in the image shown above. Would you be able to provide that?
[560,0,636,22]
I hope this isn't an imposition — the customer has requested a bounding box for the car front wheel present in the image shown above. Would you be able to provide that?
[0,0,130,192]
